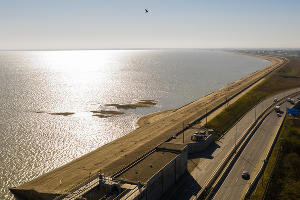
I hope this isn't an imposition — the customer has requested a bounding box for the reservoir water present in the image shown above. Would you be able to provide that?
[0,49,270,199]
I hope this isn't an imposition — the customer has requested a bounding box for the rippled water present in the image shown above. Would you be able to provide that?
[0,49,270,199]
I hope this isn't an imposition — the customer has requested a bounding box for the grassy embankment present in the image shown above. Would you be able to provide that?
[207,57,300,138]
[249,109,300,200]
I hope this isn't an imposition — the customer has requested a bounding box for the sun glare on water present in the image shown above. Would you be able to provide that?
[34,50,126,73]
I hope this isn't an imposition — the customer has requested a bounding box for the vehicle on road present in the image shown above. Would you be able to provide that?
[274,98,278,103]
[287,97,291,102]
[277,113,282,117]
[275,105,281,113]
[242,171,250,180]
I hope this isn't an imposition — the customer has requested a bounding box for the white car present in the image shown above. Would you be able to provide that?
[275,105,281,113]
[274,98,278,103]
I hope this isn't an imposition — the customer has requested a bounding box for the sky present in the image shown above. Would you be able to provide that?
[0,0,300,50]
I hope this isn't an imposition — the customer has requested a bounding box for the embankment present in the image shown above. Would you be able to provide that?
[10,55,285,199]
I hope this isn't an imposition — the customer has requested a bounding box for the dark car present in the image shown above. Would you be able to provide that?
[242,171,250,180]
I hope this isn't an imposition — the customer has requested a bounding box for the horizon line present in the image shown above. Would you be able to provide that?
[1,47,300,52]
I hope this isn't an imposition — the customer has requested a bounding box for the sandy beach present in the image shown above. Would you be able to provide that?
[11,54,286,199]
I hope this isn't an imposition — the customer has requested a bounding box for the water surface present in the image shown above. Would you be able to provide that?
[0,49,270,199]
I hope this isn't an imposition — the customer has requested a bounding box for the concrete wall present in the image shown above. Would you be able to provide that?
[124,147,188,200]
[122,159,178,200]
[187,134,214,154]
[146,148,188,200]
[147,171,163,200]
[162,160,176,193]
[176,148,188,181]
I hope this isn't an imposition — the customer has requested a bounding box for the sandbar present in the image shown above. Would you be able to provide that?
[49,112,75,116]
[105,100,157,110]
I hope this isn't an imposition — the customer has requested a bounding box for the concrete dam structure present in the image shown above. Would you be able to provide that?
[73,143,188,200]
[10,129,214,200]
[57,130,214,200]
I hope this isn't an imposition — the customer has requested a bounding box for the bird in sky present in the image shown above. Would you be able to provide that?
[145,9,149,13]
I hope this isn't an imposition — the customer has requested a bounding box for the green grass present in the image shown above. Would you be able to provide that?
[250,116,300,200]
[207,57,300,137]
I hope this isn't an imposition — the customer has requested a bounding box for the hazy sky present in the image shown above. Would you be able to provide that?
[1,0,299,50]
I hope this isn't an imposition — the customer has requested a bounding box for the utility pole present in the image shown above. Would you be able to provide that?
[262,159,266,187]
[255,106,257,121]
[206,89,210,128]
[182,122,184,143]
[205,106,208,128]
[235,124,237,151]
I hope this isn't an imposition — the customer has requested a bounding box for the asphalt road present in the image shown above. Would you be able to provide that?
[211,96,299,200]
[169,88,300,200]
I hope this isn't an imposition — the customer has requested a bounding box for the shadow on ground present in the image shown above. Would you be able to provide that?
[161,172,201,200]
[189,142,220,160]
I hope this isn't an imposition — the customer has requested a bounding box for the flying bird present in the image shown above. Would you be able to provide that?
[145,9,149,13]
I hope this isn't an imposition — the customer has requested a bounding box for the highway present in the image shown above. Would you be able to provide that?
[211,95,299,200]
[169,88,300,200]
